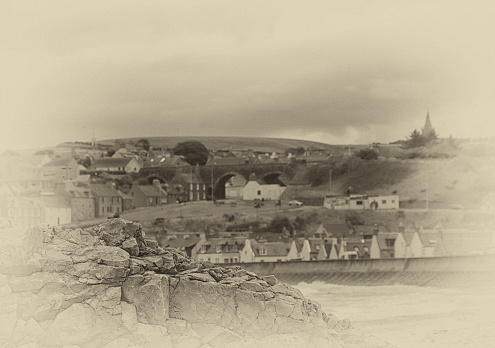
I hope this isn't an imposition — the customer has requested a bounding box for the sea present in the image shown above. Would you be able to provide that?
[294,282,495,348]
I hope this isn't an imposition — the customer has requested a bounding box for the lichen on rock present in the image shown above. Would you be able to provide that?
[0,219,393,347]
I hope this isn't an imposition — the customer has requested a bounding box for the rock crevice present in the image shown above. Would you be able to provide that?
[0,219,392,347]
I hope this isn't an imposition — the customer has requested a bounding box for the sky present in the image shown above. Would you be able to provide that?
[1,1,494,151]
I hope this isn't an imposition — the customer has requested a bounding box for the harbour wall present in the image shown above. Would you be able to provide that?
[235,254,495,287]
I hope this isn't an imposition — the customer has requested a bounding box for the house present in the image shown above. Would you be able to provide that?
[324,194,399,210]
[119,191,133,212]
[313,223,353,243]
[287,238,304,260]
[129,183,167,207]
[90,183,123,218]
[240,239,290,263]
[169,172,206,202]
[0,197,44,227]
[242,179,286,201]
[42,157,79,183]
[39,196,72,226]
[299,238,328,261]
[370,232,398,259]
[340,237,372,259]
[91,157,142,174]
[394,231,417,258]
[441,229,491,255]
[195,237,245,264]
[225,175,247,199]
[417,230,447,257]
[55,182,95,222]
[158,233,206,258]
[367,195,400,210]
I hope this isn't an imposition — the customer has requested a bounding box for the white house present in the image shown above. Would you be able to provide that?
[242,179,286,201]
[225,175,247,199]
[324,194,399,210]
[240,239,290,263]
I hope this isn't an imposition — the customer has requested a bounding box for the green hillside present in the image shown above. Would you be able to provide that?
[100,136,336,153]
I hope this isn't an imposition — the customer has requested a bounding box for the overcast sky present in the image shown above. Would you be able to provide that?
[1,1,494,151]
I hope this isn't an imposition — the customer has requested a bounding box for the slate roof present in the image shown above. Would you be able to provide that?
[251,240,290,257]
[135,185,166,197]
[200,238,246,254]
[162,234,201,249]
[92,158,133,168]
[375,232,399,251]
[89,184,121,197]
[39,196,71,208]
[43,157,76,167]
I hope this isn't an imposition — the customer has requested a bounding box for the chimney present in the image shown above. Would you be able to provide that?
[373,223,379,236]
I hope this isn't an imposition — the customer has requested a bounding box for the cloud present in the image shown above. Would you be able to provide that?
[1,1,495,151]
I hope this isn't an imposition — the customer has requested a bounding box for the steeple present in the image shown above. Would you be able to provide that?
[422,110,433,137]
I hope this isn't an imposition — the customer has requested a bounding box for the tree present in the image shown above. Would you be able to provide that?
[172,141,209,166]
[265,215,294,234]
[136,138,151,151]
[355,148,379,160]
[403,129,439,149]
[284,146,305,156]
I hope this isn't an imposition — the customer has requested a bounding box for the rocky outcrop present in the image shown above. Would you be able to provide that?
[0,220,392,347]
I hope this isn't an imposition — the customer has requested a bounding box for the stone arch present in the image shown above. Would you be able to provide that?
[143,175,168,186]
[214,172,247,200]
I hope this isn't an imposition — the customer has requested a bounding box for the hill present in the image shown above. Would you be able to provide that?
[99,136,337,153]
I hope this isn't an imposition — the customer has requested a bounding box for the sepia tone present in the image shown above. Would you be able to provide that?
[1,1,495,347]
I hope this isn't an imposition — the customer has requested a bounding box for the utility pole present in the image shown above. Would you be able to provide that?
[211,164,214,203]
[425,161,429,211]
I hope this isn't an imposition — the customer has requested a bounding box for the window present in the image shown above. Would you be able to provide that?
[382,200,387,204]
[315,245,320,251]
[386,239,395,247]
[216,245,222,253]
[259,248,267,255]
[224,258,229,263]
[356,201,363,205]
[257,190,261,195]
[201,245,207,253]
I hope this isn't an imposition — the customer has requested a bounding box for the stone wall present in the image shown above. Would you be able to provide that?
[0,219,391,347]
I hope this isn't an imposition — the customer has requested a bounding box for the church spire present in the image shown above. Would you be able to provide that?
[422,110,433,137]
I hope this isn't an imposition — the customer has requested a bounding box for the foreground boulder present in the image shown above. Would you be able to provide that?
[0,220,393,347]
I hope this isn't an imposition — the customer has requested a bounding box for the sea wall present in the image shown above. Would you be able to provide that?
[237,254,495,287]
[0,220,391,348]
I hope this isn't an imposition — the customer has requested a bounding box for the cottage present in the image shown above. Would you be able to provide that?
[159,233,206,258]
[313,223,352,243]
[324,194,399,210]
[39,196,72,226]
[195,237,245,264]
[55,182,95,222]
[340,237,371,259]
[242,179,286,201]
[370,232,398,259]
[90,184,123,218]
[129,184,167,207]
[169,172,206,202]
[42,156,79,183]
[91,157,142,174]
[240,239,290,263]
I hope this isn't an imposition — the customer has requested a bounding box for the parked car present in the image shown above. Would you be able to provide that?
[288,200,303,207]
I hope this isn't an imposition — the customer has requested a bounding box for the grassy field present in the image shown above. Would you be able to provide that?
[98,136,337,153]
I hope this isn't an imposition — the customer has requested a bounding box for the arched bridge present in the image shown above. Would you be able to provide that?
[136,162,302,199]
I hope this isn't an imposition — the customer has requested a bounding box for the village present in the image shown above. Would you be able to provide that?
[1,118,494,265]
